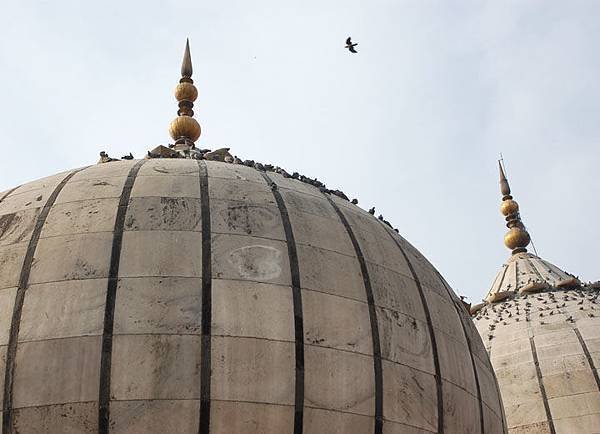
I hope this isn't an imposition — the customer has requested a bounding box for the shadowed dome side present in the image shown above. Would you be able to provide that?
[0,158,505,433]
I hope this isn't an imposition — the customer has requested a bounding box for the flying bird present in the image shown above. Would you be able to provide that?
[345,37,358,53]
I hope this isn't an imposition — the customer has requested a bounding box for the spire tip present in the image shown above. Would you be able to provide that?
[181,38,193,79]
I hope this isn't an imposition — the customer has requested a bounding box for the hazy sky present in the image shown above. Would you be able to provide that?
[1,1,598,302]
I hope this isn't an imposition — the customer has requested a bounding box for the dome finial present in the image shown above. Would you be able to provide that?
[169,39,201,150]
[498,159,530,254]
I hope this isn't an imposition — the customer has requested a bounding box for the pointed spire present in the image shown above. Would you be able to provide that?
[169,39,201,150]
[498,160,530,254]
[181,38,193,79]
[499,161,511,198]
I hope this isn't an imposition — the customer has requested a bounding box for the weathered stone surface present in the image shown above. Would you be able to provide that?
[210,198,284,240]
[377,305,434,372]
[13,336,101,408]
[442,381,479,433]
[111,400,199,434]
[287,209,353,254]
[211,336,294,404]
[304,407,372,433]
[302,290,372,354]
[19,279,106,342]
[124,196,202,232]
[29,233,113,284]
[208,177,274,205]
[297,244,365,301]
[304,345,374,416]
[483,403,506,434]
[0,160,503,432]
[436,331,477,396]
[424,288,465,342]
[207,160,265,183]
[382,360,437,430]
[111,334,202,400]
[553,413,600,434]
[55,176,126,204]
[476,286,600,432]
[120,230,202,278]
[137,158,198,177]
[13,402,97,433]
[44,198,119,236]
[0,193,42,217]
[131,174,200,198]
[212,279,294,341]
[0,242,26,290]
[113,277,202,335]
[369,262,426,321]
[0,208,38,246]
[279,188,338,220]
[0,289,16,346]
[211,400,293,434]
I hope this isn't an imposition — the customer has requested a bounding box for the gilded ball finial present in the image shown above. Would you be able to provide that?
[504,227,530,252]
[175,82,198,102]
[169,116,201,142]
[500,199,519,217]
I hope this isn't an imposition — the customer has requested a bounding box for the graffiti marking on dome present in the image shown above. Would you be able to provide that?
[228,245,282,280]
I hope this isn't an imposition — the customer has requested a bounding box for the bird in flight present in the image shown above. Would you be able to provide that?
[345,37,358,53]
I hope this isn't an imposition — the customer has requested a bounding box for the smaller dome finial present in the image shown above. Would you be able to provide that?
[169,39,201,150]
[498,160,530,254]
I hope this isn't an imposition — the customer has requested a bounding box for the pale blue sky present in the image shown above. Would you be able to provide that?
[0,0,598,302]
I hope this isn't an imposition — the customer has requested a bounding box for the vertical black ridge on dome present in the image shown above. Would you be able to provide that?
[379,226,444,434]
[198,160,213,434]
[574,328,600,391]
[260,172,305,434]
[98,159,146,433]
[0,185,20,202]
[3,167,87,432]
[324,196,383,434]
[435,272,486,434]
[528,336,556,434]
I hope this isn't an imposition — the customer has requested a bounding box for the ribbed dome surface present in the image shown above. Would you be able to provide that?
[0,159,504,433]
[475,267,600,433]
[484,253,580,303]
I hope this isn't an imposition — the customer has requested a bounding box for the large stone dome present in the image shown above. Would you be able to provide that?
[0,158,504,433]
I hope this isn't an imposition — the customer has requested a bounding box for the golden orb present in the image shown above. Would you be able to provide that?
[500,199,519,216]
[169,116,201,142]
[504,227,531,250]
[174,82,198,102]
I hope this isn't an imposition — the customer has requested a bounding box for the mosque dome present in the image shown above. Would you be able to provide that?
[0,41,505,433]
[472,163,600,434]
